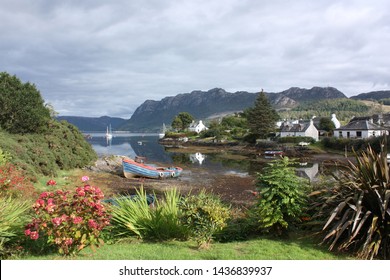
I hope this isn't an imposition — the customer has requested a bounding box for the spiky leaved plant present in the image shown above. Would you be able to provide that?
[321,143,390,259]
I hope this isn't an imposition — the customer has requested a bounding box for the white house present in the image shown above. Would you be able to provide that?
[331,113,341,129]
[333,117,387,139]
[188,120,208,134]
[280,119,319,141]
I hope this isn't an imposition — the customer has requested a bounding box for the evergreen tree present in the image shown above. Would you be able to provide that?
[246,91,279,139]
[0,72,51,133]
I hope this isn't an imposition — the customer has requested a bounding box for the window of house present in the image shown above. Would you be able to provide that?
[347,132,350,138]
[356,131,362,138]
[339,131,343,138]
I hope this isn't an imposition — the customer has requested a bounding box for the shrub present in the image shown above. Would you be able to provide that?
[109,187,186,241]
[320,145,390,259]
[24,177,110,255]
[253,156,309,235]
[0,148,11,166]
[178,190,230,247]
[0,196,30,258]
[0,163,36,199]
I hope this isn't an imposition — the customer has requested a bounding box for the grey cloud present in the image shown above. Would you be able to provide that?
[1,0,390,118]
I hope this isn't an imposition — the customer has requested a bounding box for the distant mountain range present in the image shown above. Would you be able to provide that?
[350,90,390,101]
[56,116,127,131]
[119,87,346,132]
[58,87,389,132]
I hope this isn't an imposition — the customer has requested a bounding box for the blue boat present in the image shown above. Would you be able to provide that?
[122,157,183,179]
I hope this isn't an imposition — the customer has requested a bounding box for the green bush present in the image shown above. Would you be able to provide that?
[0,120,97,178]
[0,148,11,166]
[178,190,230,247]
[253,157,309,235]
[0,196,30,258]
[320,145,390,259]
[109,187,186,241]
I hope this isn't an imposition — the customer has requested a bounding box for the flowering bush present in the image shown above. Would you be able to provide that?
[0,163,36,198]
[25,177,110,255]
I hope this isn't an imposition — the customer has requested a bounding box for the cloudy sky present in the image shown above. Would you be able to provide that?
[1,0,390,118]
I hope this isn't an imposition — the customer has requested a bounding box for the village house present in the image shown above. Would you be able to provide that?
[188,120,208,134]
[333,116,388,139]
[280,119,319,141]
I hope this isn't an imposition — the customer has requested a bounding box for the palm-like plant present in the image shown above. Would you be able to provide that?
[321,143,390,259]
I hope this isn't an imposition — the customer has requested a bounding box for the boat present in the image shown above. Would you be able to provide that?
[102,194,155,206]
[159,123,166,139]
[122,157,183,179]
[105,124,113,139]
[264,150,284,158]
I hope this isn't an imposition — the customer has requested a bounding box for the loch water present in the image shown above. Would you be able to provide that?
[85,132,328,182]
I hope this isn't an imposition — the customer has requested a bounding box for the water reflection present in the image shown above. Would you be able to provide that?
[189,153,206,165]
[86,133,327,179]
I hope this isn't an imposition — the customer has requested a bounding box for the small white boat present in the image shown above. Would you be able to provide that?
[106,124,113,139]
[159,123,166,139]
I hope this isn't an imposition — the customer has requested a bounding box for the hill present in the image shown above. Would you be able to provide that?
[120,87,346,132]
[57,116,127,131]
[351,90,390,101]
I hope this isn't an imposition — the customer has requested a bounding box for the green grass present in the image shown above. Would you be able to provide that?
[14,235,351,260]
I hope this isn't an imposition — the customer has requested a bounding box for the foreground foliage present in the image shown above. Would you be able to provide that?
[179,190,231,247]
[253,157,309,235]
[109,187,186,241]
[25,178,110,255]
[318,145,390,259]
[0,196,30,258]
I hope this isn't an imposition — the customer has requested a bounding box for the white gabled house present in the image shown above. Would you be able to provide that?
[188,120,208,134]
[333,117,388,139]
[280,119,319,141]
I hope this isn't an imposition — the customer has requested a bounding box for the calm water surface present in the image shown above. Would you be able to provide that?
[86,132,327,181]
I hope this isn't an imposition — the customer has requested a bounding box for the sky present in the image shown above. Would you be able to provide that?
[1,0,390,119]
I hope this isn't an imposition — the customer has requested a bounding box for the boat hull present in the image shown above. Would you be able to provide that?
[122,158,182,179]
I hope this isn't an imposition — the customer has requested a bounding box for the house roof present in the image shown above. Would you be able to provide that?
[280,121,312,133]
[335,119,384,131]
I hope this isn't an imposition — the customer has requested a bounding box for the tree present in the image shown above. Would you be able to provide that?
[254,157,309,235]
[0,72,51,133]
[318,117,335,136]
[171,112,194,131]
[246,91,279,139]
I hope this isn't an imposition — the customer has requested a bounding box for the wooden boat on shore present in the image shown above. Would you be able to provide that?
[264,150,284,158]
[122,157,183,179]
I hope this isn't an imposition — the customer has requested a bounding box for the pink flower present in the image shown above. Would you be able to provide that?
[24,229,31,236]
[39,192,49,199]
[52,217,62,226]
[88,219,98,229]
[64,238,73,245]
[35,199,45,207]
[81,176,89,182]
[30,231,39,240]
[46,179,57,186]
[73,216,83,224]
[76,187,85,197]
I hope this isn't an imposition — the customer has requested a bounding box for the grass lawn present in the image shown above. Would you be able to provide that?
[15,235,351,260]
